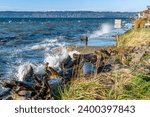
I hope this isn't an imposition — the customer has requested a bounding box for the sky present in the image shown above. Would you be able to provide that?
[0,0,150,12]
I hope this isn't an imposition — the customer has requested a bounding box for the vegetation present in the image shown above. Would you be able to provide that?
[143,52,150,59]
[61,28,150,100]
[61,72,150,100]
[108,72,150,100]
[134,18,148,28]
[117,28,150,47]
[61,79,108,100]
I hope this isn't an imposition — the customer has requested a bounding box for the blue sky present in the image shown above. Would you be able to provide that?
[0,0,150,11]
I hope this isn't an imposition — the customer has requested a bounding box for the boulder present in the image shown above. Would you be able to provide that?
[83,62,94,75]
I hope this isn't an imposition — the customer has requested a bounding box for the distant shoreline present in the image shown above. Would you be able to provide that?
[0,11,137,18]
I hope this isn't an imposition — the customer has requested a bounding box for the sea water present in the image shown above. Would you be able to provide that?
[0,18,133,82]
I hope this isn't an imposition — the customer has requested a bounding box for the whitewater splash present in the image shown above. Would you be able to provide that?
[15,48,80,81]
[89,23,112,38]
[24,37,66,51]
[44,48,80,70]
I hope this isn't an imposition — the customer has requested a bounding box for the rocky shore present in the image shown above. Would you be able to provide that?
[0,29,150,100]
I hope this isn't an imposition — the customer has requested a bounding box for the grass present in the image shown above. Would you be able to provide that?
[117,28,150,47]
[61,78,108,100]
[61,71,150,100]
[134,18,147,28]
[108,72,150,100]
[143,52,150,59]
[60,27,150,100]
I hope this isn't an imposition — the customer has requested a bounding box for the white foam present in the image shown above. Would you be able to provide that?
[68,50,80,60]
[16,62,45,81]
[24,38,66,51]
[44,48,68,69]
[15,47,80,81]
[44,48,80,70]
[30,38,58,50]
[32,64,45,75]
[89,23,112,38]
[16,62,33,81]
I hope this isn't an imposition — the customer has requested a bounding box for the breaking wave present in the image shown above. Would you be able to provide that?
[15,62,45,81]
[89,23,112,38]
[15,48,80,81]
[24,38,65,51]
[44,48,80,70]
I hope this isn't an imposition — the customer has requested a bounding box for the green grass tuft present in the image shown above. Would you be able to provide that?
[61,72,150,100]
[143,52,150,59]
[61,79,108,100]
[109,72,150,100]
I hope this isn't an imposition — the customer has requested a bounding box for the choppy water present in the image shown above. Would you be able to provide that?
[0,18,133,82]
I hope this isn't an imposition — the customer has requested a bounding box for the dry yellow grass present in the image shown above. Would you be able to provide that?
[134,18,147,28]
[61,78,108,100]
[118,28,150,47]
[61,68,150,100]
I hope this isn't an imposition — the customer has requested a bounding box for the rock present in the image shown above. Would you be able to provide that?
[103,64,112,72]
[73,53,97,63]
[60,55,72,69]
[48,79,62,88]
[83,54,97,63]
[73,53,81,60]
[0,80,16,89]
[3,96,13,100]
[83,62,94,75]
[0,89,12,100]
[59,68,74,81]
[48,79,63,99]
[15,81,35,91]
[22,65,34,82]
[45,62,61,80]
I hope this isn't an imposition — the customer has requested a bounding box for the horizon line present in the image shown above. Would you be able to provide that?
[0,10,138,13]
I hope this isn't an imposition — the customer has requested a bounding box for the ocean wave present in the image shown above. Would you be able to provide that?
[89,23,112,38]
[14,48,80,81]
[44,48,80,70]
[15,62,45,81]
[24,38,66,51]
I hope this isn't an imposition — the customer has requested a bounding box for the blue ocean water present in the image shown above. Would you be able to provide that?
[0,18,133,81]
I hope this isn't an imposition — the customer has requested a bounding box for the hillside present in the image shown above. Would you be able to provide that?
[0,11,137,18]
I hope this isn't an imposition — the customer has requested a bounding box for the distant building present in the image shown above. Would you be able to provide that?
[138,6,150,19]
[147,6,150,9]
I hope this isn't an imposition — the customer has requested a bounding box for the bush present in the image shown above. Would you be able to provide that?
[134,18,148,28]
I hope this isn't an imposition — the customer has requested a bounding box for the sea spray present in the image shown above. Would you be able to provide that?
[89,23,112,38]
[15,48,80,81]
[16,62,45,81]
[44,48,80,70]
[24,38,59,51]
[68,50,80,60]
[16,62,33,81]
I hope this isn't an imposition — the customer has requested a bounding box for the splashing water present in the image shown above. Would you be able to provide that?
[15,47,80,81]
[24,38,65,51]
[16,62,46,81]
[16,62,33,81]
[44,48,80,70]
[89,23,112,38]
